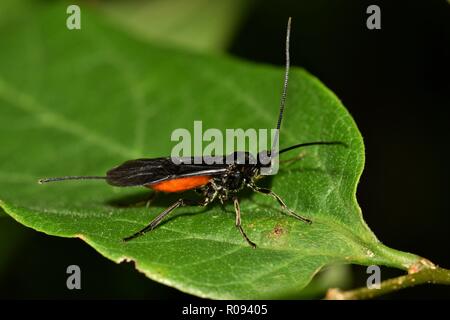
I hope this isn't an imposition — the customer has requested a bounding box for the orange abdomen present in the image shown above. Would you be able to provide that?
[148,176,211,193]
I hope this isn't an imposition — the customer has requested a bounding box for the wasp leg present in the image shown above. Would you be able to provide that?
[123,192,217,242]
[249,185,312,224]
[123,198,188,242]
[233,197,257,248]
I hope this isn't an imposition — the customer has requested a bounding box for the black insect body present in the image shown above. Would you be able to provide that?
[39,18,344,248]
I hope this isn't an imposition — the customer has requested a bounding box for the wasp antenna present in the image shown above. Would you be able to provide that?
[38,176,107,184]
[278,141,347,155]
[272,17,291,156]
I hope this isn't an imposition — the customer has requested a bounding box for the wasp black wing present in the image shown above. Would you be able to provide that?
[106,157,228,187]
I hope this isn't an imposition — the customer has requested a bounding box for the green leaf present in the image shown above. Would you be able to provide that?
[0,3,421,299]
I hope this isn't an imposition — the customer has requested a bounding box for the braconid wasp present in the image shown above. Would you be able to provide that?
[39,18,344,248]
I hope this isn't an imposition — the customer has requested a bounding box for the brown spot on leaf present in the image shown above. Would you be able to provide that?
[270,224,284,238]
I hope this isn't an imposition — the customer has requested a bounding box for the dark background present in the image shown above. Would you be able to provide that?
[1,0,449,299]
